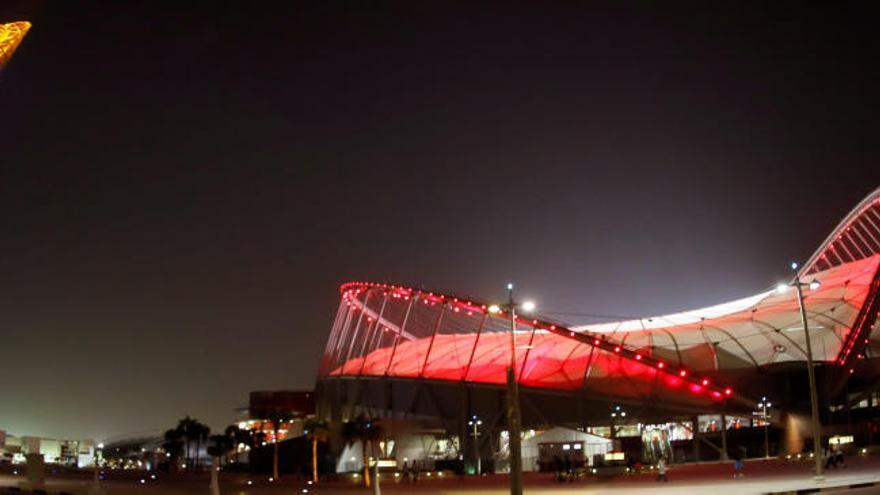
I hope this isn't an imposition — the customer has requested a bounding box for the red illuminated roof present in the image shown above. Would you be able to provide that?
[319,187,880,407]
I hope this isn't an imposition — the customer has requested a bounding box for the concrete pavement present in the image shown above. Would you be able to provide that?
[3,455,880,494]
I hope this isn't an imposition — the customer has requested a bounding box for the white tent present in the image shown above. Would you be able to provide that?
[522,427,612,471]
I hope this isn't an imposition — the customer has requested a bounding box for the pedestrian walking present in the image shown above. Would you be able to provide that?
[732,445,745,478]
[656,456,668,482]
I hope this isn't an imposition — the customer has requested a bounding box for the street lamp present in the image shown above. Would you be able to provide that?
[757,397,772,459]
[780,262,824,481]
[610,405,627,438]
[494,283,534,495]
[468,416,483,475]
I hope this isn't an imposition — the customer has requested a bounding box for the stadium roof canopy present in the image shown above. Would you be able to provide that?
[320,187,880,409]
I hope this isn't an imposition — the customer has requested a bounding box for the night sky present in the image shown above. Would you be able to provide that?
[1,1,878,441]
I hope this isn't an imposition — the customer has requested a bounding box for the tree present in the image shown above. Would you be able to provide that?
[224,425,250,465]
[175,416,196,468]
[342,415,382,487]
[193,421,211,469]
[174,416,209,470]
[207,434,233,495]
[162,429,185,471]
[304,418,329,484]
[264,409,293,481]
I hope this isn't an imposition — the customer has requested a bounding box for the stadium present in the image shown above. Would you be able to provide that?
[316,187,880,472]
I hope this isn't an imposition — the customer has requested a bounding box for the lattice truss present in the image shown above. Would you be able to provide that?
[320,187,880,407]
[0,21,31,66]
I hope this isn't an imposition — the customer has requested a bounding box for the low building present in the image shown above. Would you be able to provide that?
[237,390,315,444]
[0,429,95,467]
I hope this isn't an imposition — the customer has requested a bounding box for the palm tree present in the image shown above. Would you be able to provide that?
[342,415,382,487]
[264,409,293,481]
[224,425,250,464]
[175,417,196,468]
[304,418,329,484]
[193,421,211,469]
[162,429,184,471]
[174,416,209,470]
[207,434,233,495]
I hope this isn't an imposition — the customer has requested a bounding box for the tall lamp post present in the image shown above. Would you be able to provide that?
[610,405,627,438]
[488,283,535,495]
[468,416,483,476]
[779,262,824,481]
[757,397,772,459]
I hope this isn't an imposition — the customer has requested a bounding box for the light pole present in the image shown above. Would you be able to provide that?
[488,283,535,495]
[610,405,627,438]
[757,397,772,459]
[468,416,483,475]
[779,262,824,481]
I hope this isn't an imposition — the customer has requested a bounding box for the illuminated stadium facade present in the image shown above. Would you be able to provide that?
[316,187,880,469]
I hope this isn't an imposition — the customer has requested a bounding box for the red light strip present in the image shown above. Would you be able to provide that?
[834,267,880,367]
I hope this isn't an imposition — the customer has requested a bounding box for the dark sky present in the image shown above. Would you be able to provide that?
[1,1,878,441]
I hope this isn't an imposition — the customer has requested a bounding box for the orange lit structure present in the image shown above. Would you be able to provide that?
[0,21,31,66]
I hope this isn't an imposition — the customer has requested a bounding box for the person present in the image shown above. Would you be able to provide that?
[825,444,847,470]
[656,456,668,482]
[825,445,838,470]
[552,455,563,482]
[732,445,745,478]
[835,446,847,468]
[563,455,572,482]
[402,461,410,483]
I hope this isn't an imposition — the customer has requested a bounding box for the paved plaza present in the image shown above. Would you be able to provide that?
[4,456,880,495]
